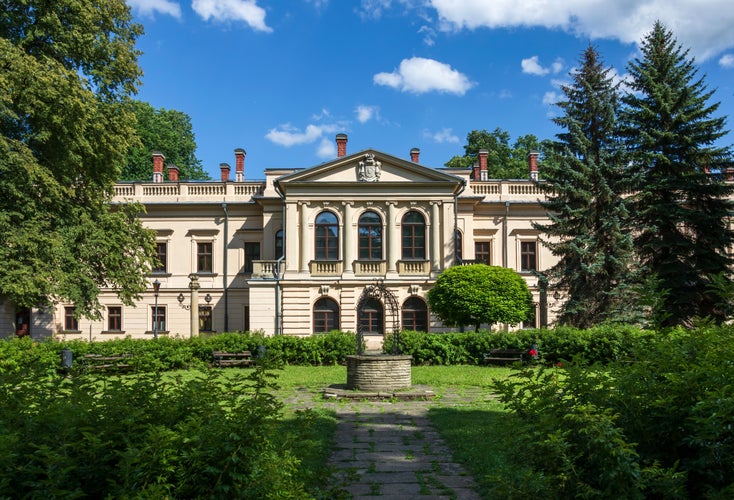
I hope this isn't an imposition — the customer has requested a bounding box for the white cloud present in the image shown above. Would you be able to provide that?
[127,0,181,18]
[418,25,437,46]
[522,56,564,76]
[265,123,339,147]
[428,0,734,61]
[192,0,272,32]
[359,0,393,20]
[311,109,331,120]
[720,54,734,68]
[542,91,560,106]
[316,138,336,158]
[522,56,549,76]
[355,105,379,123]
[374,57,475,95]
[425,128,460,143]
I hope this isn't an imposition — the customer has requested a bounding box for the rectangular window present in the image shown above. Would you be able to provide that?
[521,241,537,272]
[108,306,122,331]
[244,242,261,273]
[523,304,538,329]
[152,306,166,332]
[199,305,213,332]
[153,242,167,273]
[197,242,213,273]
[244,305,250,333]
[475,241,491,265]
[64,306,78,331]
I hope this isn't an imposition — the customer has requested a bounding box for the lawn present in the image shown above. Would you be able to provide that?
[187,363,519,497]
[268,364,519,498]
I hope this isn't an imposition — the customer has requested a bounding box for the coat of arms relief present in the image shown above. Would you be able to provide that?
[358,153,381,182]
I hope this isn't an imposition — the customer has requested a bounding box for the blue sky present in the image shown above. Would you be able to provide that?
[126,0,734,180]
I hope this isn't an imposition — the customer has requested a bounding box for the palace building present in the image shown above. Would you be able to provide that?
[2,134,562,341]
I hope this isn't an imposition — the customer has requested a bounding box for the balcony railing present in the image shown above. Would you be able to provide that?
[309,260,343,277]
[354,260,386,276]
[112,181,265,202]
[468,180,546,200]
[398,260,430,275]
[251,260,284,279]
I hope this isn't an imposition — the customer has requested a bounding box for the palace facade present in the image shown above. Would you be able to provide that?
[2,134,562,341]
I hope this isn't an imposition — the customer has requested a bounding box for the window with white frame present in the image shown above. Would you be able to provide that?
[520,241,538,272]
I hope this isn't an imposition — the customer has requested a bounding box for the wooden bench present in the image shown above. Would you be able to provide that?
[82,353,134,372]
[483,348,528,365]
[212,351,253,367]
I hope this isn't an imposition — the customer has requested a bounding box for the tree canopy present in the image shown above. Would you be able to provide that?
[445,128,552,179]
[0,1,156,317]
[536,46,638,328]
[427,264,533,331]
[621,21,734,327]
[121,101,209,181]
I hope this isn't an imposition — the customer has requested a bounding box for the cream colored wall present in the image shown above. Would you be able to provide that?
[7,157,569,340]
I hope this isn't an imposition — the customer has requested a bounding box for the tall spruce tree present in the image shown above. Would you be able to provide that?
[621,22,734,327]
[536,46,637,327]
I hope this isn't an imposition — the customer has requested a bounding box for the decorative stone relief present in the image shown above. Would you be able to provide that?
[358,153,381,182]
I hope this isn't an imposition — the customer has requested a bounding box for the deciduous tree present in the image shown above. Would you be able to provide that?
[445,128,552,179]
[428,264,533,331]
[0,1,156,318]
[122,101,208,181]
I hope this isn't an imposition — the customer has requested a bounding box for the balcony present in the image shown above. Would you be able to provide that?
[354,260,386,276]
[309,260,343,277]
[398,260,430,275]
[251,260,284,279]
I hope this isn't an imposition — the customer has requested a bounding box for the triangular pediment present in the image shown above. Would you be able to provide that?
[275,149,463,196]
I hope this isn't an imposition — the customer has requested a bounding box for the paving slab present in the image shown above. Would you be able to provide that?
[325,396,483,499]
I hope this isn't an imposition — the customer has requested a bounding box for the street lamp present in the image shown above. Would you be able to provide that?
[152,279,161,339]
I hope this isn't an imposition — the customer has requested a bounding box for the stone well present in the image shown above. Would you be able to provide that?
[346,354,412,391]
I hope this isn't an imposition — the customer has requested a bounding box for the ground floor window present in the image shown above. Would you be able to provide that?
[108,306,122,331]
[359,298,383,335]
[199,305,213,332]
[64,306,78,331]
[402,297,428,332]
[313,297,339,333]
[152,306,166,332]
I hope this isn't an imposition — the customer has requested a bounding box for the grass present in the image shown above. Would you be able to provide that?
[78,364,521,498]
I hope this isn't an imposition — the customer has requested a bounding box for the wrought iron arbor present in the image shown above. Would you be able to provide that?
[356,280,401,355]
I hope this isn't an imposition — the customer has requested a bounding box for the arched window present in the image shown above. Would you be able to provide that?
[313,297,339,333]
[315,211,339,260]
[401,211,426,260]
[359,298,383,335]
[402,297,428,332]
[358,211,382,260]
[275,229,283,260]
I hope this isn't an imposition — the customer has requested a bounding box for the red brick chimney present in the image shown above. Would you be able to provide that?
[152,151,165,183]
[528,151,539,181]
[167,164,179,182]
[234,148,246,182]
[478,149,488,181]
[220,163,231,182]
[410,148,420,163]
[336,133,348,158]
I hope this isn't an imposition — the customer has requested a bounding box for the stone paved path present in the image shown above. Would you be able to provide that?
[327,399,482,499]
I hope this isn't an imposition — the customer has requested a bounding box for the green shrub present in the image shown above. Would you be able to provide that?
[492,325,734,497]
[0,360,314,498]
